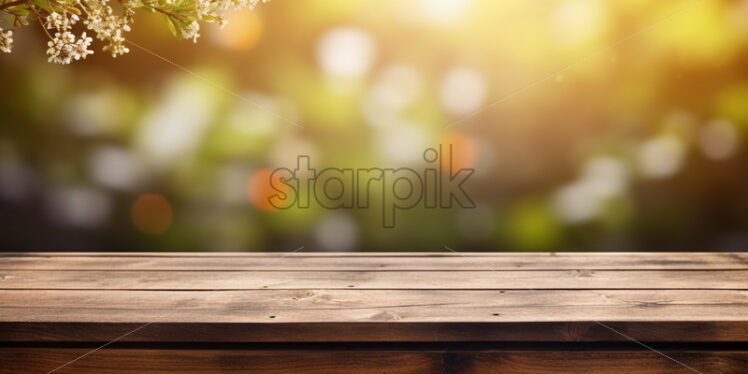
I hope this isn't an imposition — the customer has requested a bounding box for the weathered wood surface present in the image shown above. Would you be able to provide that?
[2,289,747,323]
[1,252,747,373]
[2,348,747,374]
[2,252,746,270]
[2,270,747,289]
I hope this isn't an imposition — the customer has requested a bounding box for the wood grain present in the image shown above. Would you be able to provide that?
[1,269,746,290]
[2,252,746,270]
[2,348,746,374]
[5,252,744,257]
[2,252,747,373]
[3,321,748,343]
[2,289,746,323]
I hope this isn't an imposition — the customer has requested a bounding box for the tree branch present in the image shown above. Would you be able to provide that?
[0,0,26,10]
[154,7,186,23]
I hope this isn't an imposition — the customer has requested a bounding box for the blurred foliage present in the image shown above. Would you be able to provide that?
[0,0,747,252]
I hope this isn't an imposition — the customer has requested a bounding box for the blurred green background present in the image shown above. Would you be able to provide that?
[1,0,747,252]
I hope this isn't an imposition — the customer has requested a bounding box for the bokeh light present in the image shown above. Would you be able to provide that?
[552,0,609,48]
[637,135,686,179]
[131,194,173,235]
[210,10,263,51]
[440,67,487,117]
[439,131,476,171]
[1,0,747,252]
[247,168,285,212]
[88,146,147,192]
[47,187,112,228]
[315,212,359,251]
[413,0,473,25]
[316,26,376,79]
[699,119,740,160]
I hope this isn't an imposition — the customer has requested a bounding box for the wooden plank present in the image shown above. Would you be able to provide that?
[2,348,745,374]
[2,253,746,270]
[1,289,746,323]
[3,252,741,257]
[2,253,745,374]
[1,270,746,290]
[2,288,746,342]
[3,321,748,343]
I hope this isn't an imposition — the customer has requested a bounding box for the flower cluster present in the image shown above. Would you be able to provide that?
[0,0,268,64]
[0,27,12,53]
[46,31,94,64]
[44,12,94,63]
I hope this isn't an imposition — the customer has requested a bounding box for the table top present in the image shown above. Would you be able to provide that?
[1,252,747,343]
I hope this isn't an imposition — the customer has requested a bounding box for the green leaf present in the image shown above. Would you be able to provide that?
[162,14,178,38]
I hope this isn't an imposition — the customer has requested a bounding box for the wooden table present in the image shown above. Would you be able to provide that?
[1,252,747,373]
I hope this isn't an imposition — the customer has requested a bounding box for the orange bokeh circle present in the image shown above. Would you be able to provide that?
[131,193,173,235]
[247,169,290,211]
[439,131,477,170]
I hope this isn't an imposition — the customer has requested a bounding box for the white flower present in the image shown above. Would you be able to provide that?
[46,12,73,31]
[195,0,211,19]
[46,31,94,64]
[0,0,269,63]
[72,32,95,60]
[0,28,13,54]
[182,21,201,43]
